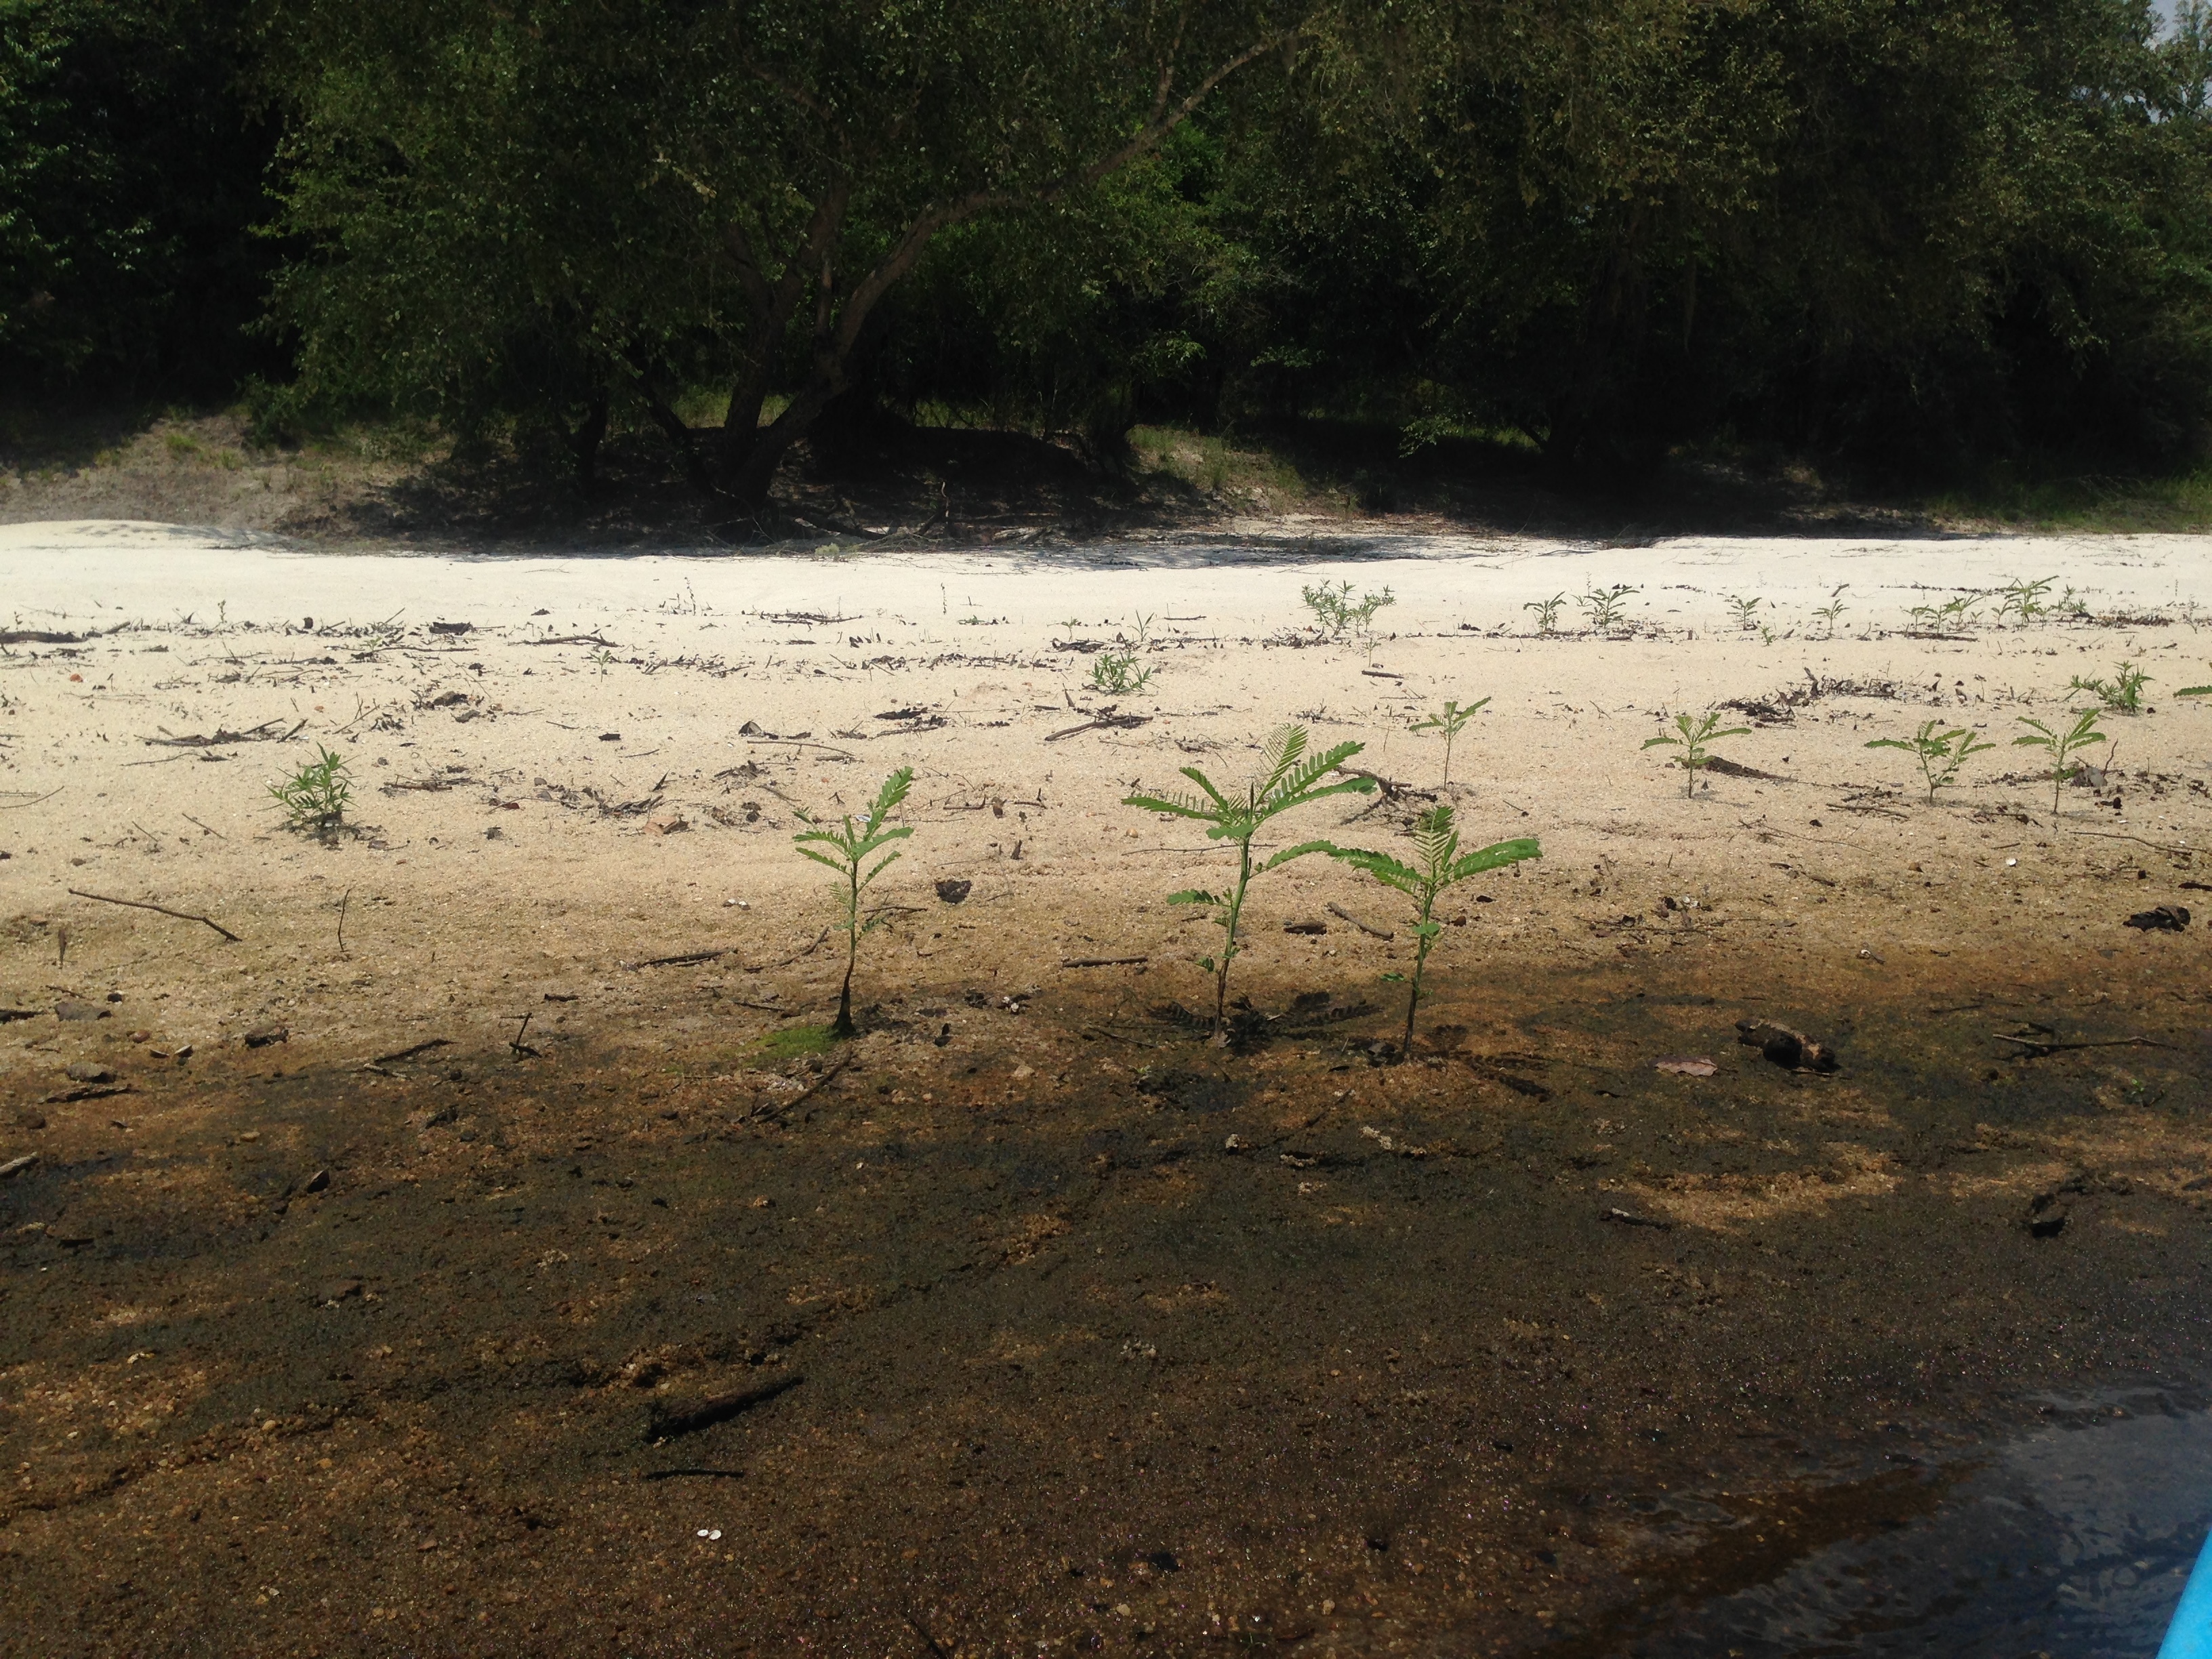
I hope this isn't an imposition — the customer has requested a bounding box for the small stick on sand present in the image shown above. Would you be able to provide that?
[1062,956,1149,968]
[1326,903,1394,941]
[335,886,352,956]
[621,946,735,970]
[68,888,241,943]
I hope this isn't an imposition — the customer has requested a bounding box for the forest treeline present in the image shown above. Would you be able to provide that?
[6,0,2212,506]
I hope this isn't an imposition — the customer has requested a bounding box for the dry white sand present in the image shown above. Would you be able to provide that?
[3,518,2209,1085]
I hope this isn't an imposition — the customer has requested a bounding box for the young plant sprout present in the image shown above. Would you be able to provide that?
[1301,581,1396,645]
[1865,721,1996,802]
[1123,725,1375,1033]
[2014,710,2109,819]
[269,746,352,831]
[1725,594,1763,631]
[1409,696,1489,787]
[1642,711,1752,797]
[1579,583,1639,633]
[1322,804,1539,1055]
[792,766,915,1037]
[1524,593,1567,634]
[1811,584,1849,640]
[1995,575,2055,626]
[1090,613,1157,695]
[2068,661,2150,714]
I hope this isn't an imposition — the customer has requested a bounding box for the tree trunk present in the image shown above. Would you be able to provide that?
[564,392,609,485]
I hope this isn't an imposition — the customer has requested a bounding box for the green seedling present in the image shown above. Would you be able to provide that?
[1908,592,1983,630]
[1812,584,1849,640]
[1642,710,1753,798]
[269,746,352,831]
[1725,594,1763,631]
[2014,710,2110,819]
[1524,594,1567,635]
[1319,804,1540,1055]
[1409,696,1489,788]
[1865,720,1996,802]
[1303,581,1397,645]
[2069,661,2150,714]
[589,646,615,674]
[1995,575,2055,626]
[792,766,915,1037]
[1123,725,1375,1033]
[1090,651,1155,695]
[1580,584,1639,633]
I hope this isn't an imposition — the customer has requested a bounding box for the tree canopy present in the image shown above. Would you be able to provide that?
[7,0,2212,502]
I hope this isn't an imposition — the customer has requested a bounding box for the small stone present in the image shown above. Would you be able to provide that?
[241,1023,288,1048]
[237,1130,260,1143]
[934,878,972,905]
[319,1279,363,1304]
[128,1029,151,1043]
[54,1000,108,1023]
[63,1061,112,1084]
[14,1111,47,1132]
[104,991,122,1003]
[302,1169,329,1193]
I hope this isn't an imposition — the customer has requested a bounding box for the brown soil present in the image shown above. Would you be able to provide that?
[5,945,2208,1658]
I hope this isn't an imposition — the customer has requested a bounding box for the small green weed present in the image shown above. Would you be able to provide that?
[1408,696,1489,788]
[2069,661,2150,714]
[1124,725,1374,1034]
[1811,585,1849,640]
[1090,653,1156,695]
[1994,575,2056,626]
[2014,709,2110,818]
[1908,592,1983,630]
[1865,721,1996,802]
[1524,594,1567,635]
[1642,711,1753,798]
[270,746,352,831]
[1725,594,1763,631]
[1319,804,1540,1054]
[1302,581,1395,648]
[1579,584,1639,633]
[793,766,915,1037]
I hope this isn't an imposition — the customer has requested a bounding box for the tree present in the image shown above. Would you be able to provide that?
[1,0,278,398]
[268,0,1320,513]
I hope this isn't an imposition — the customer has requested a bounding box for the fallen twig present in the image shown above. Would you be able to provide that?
[143,718,306,748]
[0,787,62,810]
[1045,713,1151,742]
[68,888,241,943]
[1992,1031,2173,1058]
[363,1038,452,1069]
[1062,955,1149,968]
[622,946,735,970]
[745,928,830,972]
[1326,902,1393,941]
[2065,826,2198,856]
[521,634,619,647]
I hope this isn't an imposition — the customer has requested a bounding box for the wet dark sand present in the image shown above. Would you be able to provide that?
[5,943,2208,1656]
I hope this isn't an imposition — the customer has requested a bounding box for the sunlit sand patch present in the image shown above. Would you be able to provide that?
[1621,1147,1902,1229]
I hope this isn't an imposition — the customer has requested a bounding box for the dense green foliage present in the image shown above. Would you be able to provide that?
[0,0,276,396]
[8,0,2212,494]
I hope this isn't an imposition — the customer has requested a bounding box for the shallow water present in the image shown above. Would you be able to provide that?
[1613,1390,2212,1657]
